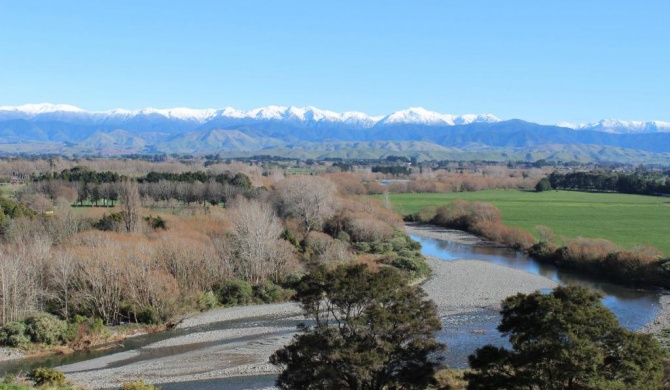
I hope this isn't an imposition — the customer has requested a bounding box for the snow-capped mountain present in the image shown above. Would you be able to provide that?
[0,103,497,129]
[377,107,499,126]
[558,119,670,134]
[2,103,670,162]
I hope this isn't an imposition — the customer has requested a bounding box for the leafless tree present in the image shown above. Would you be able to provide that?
[274,175,338,232]
[73,249,124,324]
[0,246,37,323]
[49,251,76,318]
[228,197,299,284]
[120,179,141,233]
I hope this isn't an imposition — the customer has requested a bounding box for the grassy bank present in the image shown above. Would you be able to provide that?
[388,190,670,254]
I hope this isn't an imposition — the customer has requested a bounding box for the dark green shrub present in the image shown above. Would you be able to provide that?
[389,256,431,279]
[0,322,29,347]
[27,367,66,387]
[94,212,124,231]
[216,279,254,306]
[136,307,160,325]
[253,282,286,303]
[144,215,167,230]
[24,313,67,345]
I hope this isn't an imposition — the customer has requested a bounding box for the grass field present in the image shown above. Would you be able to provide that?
[388,190,670,255]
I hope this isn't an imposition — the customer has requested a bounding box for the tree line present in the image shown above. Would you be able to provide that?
[547,170,670,195]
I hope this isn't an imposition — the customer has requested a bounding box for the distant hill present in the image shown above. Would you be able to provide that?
[1,103,669,163]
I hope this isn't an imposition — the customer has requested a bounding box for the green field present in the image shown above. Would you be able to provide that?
[388,190,670,255]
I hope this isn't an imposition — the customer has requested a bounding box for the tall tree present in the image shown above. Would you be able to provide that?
[120,179,141,233]
[466,285,664,390]
[271,264,444,390]
[227,196,299,284]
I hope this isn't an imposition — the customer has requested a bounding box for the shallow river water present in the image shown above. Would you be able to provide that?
[0,233,661,388]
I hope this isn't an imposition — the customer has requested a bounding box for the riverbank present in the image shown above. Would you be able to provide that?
[641,295,670,334]
[408,223,670,336]
[56,226,564,389]
[9,223,661,388]
[422,256,558,315]
[59,303,303,389]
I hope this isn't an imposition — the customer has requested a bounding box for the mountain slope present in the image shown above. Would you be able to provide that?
[1,103,670,163]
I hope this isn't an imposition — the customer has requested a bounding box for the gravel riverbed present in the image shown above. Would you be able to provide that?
[7,223,661,388]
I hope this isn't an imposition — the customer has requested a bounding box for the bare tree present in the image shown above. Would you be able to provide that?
[0,246,37,323]
[49,251,76,318]
[274,175,338,232]
[228,197,299,284]
[120,179,141,233]
[73,249,124,324]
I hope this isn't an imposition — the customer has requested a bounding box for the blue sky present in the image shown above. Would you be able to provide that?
[1,1,668,124]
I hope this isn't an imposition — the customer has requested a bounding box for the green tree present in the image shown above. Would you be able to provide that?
[466,285,664,390]
[271,264,445,390]
[535,177,552,192]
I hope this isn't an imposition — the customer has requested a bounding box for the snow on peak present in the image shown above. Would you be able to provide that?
[0,103,85,114]
[0,103,500,128]
[379,107,499,126]
[557,119,670,133]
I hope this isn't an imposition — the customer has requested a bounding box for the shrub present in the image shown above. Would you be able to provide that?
[27,367,66,387]
[197,291,218,312]
[0,322,29,347]
[216,279,254,306]
[346,217,395,242]
[24,313,67,345]
[94,212,124,231]
[136,307,160,325]
[253,282,287,303]
[144,215,167,230]
[389,255,431,279]
[336,230,350,243]
[120,380,160,390]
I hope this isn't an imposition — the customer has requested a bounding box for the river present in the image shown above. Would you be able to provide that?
[0,232,661,388]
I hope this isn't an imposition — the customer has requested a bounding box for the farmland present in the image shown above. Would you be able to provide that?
[388,190,670,254]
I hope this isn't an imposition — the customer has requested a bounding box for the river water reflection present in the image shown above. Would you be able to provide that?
[411,234,661,368]
[412,234,660,330]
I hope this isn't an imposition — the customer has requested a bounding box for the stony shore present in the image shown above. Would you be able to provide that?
[54,224,565,388]
[3,223,664,388]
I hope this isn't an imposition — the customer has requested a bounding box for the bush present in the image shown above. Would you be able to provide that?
[94,212,124,231]
[120,380,160,390]
[0,322,29,347]
[24,313,67,345]
[216,279,254,306]
[389,255,431,279]
[197,291,218,312]
[27,367,66,387]
[144,215,167,230]
[136,307,160,325]
[253,282,288,303]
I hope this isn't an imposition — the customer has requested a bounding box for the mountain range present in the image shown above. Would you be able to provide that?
[1,103,670,163]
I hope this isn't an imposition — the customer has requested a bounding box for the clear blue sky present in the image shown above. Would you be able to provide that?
[1,1,668,124]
